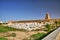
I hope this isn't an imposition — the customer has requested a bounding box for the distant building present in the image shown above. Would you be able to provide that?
[0,21,7,25]
[0,21,3,25]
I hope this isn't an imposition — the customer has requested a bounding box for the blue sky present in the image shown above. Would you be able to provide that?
[0,0,60,22]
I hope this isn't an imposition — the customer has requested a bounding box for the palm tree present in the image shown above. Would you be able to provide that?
[55,21,58,27]
[55,21,60,27]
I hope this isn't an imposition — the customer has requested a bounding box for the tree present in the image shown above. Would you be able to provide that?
[55,21,60,27]
[55,21,58,27]
[45,24,52,31]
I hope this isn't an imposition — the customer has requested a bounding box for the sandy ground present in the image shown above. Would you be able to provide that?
[0,31,46,40]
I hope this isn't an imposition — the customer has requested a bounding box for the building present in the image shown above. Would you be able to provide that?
[45,12,51,20]
[7,12,60,31]
[0,21,3,25]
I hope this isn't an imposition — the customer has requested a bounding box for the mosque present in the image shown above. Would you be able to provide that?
[8,12,60,25]
[7,12,60,31]
[0,12,60,31]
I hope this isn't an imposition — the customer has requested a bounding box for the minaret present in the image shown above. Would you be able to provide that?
[45,12,51,20]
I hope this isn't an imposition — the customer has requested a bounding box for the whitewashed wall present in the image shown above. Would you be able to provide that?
[8,22,44,31]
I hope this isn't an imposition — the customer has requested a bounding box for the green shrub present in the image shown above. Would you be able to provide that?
[45,24,52,32]
[30,33,46,40]
[0,37,8,40]
[10,33,16,37]
[0,26,9,32]
[0,26,27,33]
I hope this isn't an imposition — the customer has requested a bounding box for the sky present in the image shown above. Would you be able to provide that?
[0,0,60,22]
